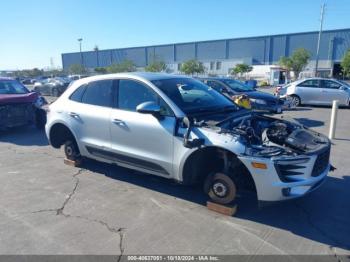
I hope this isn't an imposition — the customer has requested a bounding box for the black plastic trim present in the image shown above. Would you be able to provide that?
[86,146,169,175]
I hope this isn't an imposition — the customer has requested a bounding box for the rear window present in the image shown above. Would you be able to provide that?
[69,85,87,102]
[0,80,29,94]
[81,80,113,107]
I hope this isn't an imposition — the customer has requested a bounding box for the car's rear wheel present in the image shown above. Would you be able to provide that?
[64,140,80,161]
[290,95,301,107]
[204,172,237,205]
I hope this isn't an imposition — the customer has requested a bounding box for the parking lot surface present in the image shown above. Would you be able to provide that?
[0,93,349,257]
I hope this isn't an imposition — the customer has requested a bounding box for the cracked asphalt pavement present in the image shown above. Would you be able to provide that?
[0,94,349,257]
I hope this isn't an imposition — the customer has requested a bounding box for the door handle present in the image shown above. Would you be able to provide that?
[68,112,79,118]
[112,119,125,125]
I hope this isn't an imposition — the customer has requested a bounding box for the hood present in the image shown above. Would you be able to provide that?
[242,91,278,101]
[0,92,38,105]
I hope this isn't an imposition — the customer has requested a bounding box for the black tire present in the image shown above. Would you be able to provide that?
[64,140,80,161]
[204,172,237,205]
[35,109,47,130]
[51,88,59,97]
[290,95,301,107]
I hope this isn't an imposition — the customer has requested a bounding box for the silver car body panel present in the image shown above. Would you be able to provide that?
[46,73,330,202]
[280,78,350,106]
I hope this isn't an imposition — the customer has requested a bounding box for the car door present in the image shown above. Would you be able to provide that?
[319,79,348,105]
[109,79,176,177]
[66,79,113,156]
[296,79,321,104]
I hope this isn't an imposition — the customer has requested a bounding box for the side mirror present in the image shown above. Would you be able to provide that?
[340,86,348,91]
[136,101,161,117]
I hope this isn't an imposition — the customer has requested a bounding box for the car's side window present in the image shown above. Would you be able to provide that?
[117,79,173,116]
[81,80,113,107]
[69,84,87,102]
[206,81,223,92]
[298,80,319,88]
[321,80,341,89]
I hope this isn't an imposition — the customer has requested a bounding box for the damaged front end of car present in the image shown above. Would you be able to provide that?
[0,93,48,130]
[187,111,333,203]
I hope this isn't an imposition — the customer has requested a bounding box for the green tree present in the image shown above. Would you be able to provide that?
[180,59,205,75]
[145,60,167,72]
[94,67,107,74]
[230,63,253,79]
[44,69,64,77]
[279,48,311,79]
[341,49,350,77]
[69,64,86,74]
[29,68,43,77]
[106,60,136,73]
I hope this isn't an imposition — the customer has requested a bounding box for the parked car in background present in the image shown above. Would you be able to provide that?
[275,78,350,107]
[68,75,88,81]
[34,77,71,97]
[31,76,49,84]
[21,78,34,85]
[0,78,47,130]
[46,73,332,205]
[199,78,285,113]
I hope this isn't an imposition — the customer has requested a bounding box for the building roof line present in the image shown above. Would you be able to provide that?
[62,28,350,56]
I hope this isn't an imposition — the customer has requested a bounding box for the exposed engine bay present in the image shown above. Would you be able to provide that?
[195,112,330,157]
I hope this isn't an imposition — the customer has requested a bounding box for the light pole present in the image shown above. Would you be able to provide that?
[78,38,83,66]
[315,3,325,77]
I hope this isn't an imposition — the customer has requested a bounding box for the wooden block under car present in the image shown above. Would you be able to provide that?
[206,201,237,216]
[64,158,82,167]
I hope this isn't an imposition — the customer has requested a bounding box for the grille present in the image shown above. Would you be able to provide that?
[275,162,307,182]
[311,147,330,177]
[0,103,34,127]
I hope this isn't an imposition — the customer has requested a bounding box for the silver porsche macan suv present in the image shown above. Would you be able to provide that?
[46,73,332,205]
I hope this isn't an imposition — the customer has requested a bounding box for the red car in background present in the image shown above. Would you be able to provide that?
[0,78,47,130]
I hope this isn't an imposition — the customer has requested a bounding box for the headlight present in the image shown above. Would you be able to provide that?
[34,96,48,108]
[250,98,267,105]
[246,145,285,157]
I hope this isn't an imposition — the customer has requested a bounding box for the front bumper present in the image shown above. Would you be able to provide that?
[251,103,283,113]
[0,103,35,128]
[238,152,330,202]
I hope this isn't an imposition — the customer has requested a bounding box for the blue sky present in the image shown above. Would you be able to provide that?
[1,0,349,70]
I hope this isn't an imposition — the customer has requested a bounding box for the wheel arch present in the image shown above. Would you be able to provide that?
[181,146,256,193]
[48,122,78,149]
[290,94,301,103]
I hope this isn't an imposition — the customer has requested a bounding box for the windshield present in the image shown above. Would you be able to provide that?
[221,79,255,92]
[0,80,29,95]
[152,78,236,114]
[339,80,350,87]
